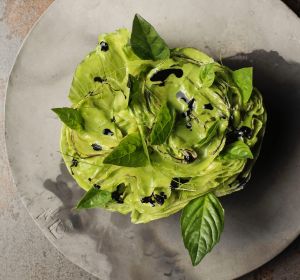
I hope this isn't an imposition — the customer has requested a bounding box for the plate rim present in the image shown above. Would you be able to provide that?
[4,0,300,279]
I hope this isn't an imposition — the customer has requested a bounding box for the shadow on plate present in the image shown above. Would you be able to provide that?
[43,163,185,279]
[221,50,300,227]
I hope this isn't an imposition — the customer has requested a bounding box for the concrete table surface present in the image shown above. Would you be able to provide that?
[0,1,299,279]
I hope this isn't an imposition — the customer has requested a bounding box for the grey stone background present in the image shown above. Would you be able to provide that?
[0,1,299,279]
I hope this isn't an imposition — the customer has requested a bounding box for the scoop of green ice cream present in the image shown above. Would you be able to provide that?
[59,28,266,223]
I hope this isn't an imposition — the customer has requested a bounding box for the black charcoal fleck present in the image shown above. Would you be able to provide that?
[93,184,101,189]
[204,103,213,110]
[99,41,109,51]
[103,128,114,136]
[91,143,102,151]
[94,76,105,83]
[70,158,78,167]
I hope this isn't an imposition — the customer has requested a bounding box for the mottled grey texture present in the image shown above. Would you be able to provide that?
[0,1,97,279]
[1,1,300,280]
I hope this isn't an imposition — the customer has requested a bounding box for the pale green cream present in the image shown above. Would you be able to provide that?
[60,28,266,223]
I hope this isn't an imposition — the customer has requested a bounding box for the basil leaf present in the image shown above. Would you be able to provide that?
[128,66,153,109]
[52,107,84,131]
[222,140,253,159]
[150,103,175,145]
[103,132,148,167]
[76,187,111,209]
[199,63,215,88]
[198,121,219,147]
[232,67,253,104]
[128,74,151,163]
[130,14,170,61]
[181,193,224,266]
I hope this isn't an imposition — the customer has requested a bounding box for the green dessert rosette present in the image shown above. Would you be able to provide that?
[53,14,266,266]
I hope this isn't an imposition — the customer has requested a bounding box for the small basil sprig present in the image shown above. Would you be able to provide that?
[199,63,215,88]
[130,14,170,61]
[181,193,224,266]
[232,67,253,105]
[76,187,111,209]
[197,121,219,147]
[222,140,253,160]
[52,107,84,131]
[150,103,175,145]
[103,132,148,167]
[128,74,140,107]
[128,66,153,109]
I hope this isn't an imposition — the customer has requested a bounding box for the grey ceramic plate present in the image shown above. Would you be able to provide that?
[5,0,300,279]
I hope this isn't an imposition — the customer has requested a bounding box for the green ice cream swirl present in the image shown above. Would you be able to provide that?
[60,28,266,223]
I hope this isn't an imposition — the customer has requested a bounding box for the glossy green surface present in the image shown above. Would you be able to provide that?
[60,28,266,223]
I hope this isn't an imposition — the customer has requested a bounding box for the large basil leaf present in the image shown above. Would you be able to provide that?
[76,187,111,209]
[181,193,224,266]
[130,14,170,61]
[222,140,253,160]
[199,63,215,88]
[103,132,148,167]
[150,103,175,145]
[52,107,84,131]
[232,67,253,104]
